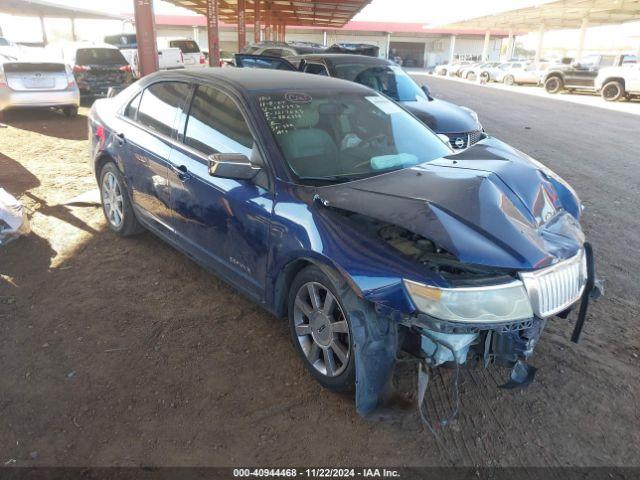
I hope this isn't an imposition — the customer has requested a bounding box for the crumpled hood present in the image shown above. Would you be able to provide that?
[317,137,584,270]
[401,97,479,134]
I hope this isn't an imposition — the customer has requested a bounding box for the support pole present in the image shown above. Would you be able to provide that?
[281,23,286,42]
[576,16,589,62]
[481,30,490,61]
[39,14,47,45]
[133,0,159,76]
[448,34,456,64]
[534,24,545,63]
[264,6,271,41]
[254,0,261,44]
[506,30,514,60]
[70,17,77,41]
[237,0,246,51]
[206,0,220,67]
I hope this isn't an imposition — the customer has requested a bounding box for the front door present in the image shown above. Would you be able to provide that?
[167,83,274,300]
[119,81,191,232]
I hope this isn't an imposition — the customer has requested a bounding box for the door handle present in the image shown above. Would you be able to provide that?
[116,132,125,145]
[171,164,191,181]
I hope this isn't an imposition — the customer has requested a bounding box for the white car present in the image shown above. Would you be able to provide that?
[0,52,80,118]
[595,62,640,101]
[168,39,206,68]
[104,34,184,77]
[501,62,550,86]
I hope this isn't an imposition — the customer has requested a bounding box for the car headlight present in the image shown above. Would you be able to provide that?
[459,106,479,125]
[404,279,533,323]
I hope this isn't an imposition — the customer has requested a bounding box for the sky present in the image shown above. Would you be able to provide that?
[1,0,639,52]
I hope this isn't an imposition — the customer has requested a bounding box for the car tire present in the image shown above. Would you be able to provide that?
[466,72,475,81]
[99,162,144,236]
[440,69,447,76]
[480,71,490,82]
[503,75,515,86]
[288,265,357,393]
[63,106,78,118]
[601,80,625,102]
[545,76,563,94]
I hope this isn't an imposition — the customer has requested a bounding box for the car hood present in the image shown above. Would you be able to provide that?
[317,137,584,271]
[401,96,479,134]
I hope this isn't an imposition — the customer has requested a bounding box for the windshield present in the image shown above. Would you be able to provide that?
[76,48,127,66]
[256,90,451,183]
[333,63,426,102]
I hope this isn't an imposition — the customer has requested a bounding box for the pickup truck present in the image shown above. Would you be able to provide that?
[594,62,640,101]
[543,53,637,94]
[104,34,184,77]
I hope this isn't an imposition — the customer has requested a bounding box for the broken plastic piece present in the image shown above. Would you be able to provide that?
[499,359,537,389]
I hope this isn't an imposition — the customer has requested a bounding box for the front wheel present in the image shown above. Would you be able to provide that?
[601,80,625,102]
[503,75,515,86]
[99,162,144,236]
[288,266,355,392]
[544,76,563,94]
[63,106,78,118]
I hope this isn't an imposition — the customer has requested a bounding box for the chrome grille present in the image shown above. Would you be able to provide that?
[519,250,587,318]
[446,129,483,150]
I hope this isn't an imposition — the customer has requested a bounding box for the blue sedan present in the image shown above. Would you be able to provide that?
[89,69,597,417]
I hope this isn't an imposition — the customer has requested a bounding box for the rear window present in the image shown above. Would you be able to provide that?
[2,62,65,73]
[76,48,128,66]
[104,34,137,48]
[170,40,200,54]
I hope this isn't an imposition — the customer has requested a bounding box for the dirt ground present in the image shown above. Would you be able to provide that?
[0,93,639,468]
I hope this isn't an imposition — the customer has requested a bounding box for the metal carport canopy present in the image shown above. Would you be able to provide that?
[162,0,372,27]
[441,0,640,30]
[0,0,123,19]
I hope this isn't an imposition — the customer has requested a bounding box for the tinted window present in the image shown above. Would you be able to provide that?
[0,38,9,47]
[184,85,253,156]
[76,48,128,66]
[304,63,328,76]
[334,63,426,102]
[600,55,616,67]
[137,82,190,137]
[124,92,142,120]
[170,40,200,54]
[104,34,137,48]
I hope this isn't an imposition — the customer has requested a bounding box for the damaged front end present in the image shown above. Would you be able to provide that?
[310,137,603,422]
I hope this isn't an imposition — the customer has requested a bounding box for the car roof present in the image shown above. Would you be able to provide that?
[142,68,371,94]
[295,53,391,65]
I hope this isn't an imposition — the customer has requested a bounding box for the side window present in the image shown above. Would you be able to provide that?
[184,85,254,156]
[124,92,142,120]
[303,63,328,76]
[137,82,190,137]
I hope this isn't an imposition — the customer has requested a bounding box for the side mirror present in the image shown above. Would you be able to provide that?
[208,153,261,180]
[421,84,431,97]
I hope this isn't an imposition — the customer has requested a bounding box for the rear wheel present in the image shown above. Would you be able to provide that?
[440,68,447,76]
[466,71,476,81]
[503,75,515,86]
[63,106,78,118]
[544,76,563,94]
[480,71,490,83]
[288,266,355,392]
[99,162,144,236]
[601,80,625,102]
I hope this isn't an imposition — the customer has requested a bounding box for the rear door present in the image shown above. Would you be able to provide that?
[169,40,203,67]
[234,54,298,71]
[118,81,191,233]
[167,82,274,300]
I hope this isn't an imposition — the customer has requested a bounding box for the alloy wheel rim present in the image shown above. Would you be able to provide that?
[102,171,124,228]
[604,84,619,99]
[293,281,351,378]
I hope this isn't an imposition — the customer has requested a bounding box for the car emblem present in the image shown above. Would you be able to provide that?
[454,137,466,148]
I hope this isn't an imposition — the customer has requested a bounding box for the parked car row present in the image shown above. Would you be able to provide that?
[436,54,639,102]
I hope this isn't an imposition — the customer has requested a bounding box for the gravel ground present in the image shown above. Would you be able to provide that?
[0,82,639,468]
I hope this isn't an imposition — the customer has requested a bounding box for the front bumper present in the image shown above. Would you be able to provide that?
[0,86,80,112]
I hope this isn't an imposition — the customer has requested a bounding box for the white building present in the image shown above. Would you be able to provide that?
[131,15,509,68]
